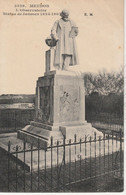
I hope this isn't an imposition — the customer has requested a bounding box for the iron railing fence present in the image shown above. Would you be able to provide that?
[0,129,123,192]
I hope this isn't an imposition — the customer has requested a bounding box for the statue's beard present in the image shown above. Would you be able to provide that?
[62,17,69,21]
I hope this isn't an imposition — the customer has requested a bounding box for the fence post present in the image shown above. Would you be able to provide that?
[79,138,82,180]
[44,142,47,191]
[56,140,59,191]
[111,131,114,189]
[85,135,87,178]
[16,145,18,192]
[63,135,66,191]
[74,134,77,182]
[38,138,40,191]
[107,134,110,175]
[51,136,53,192]
[68,139,71,188]
[23,141,26,192]
[89,136,92,178]
[8,141,10,191]
[120,129,123,178]
[112,131,114,175]
[103,132,106,174]
[30,144,33,192]
[98,136,101,176]
[94,132,97,177]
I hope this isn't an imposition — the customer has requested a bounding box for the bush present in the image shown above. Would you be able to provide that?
[83,68,124,95]
[85,92,123,117]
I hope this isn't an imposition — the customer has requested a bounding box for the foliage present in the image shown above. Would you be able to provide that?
[85,92,123,117]
[83,67,124,95]
[84,67,124,116]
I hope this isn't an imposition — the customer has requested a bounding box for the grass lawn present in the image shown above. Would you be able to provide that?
[70,175,123,192]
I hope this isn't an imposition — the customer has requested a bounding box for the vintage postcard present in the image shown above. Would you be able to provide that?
[0,0,124,193]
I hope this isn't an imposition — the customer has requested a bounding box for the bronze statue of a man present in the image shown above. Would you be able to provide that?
[51,9,79,70]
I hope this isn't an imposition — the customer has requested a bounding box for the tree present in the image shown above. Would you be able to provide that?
[83,67,124,95]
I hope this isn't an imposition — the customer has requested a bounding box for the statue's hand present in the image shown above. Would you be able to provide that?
[45,36,58,47]
[51,34,59,41]
[74,29,78,36]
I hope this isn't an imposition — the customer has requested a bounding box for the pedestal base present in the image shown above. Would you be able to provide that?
[17,121,103,149]
[60,122,103,142]
[17,123,63,149]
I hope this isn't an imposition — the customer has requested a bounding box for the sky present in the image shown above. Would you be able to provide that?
[0,0,124,94]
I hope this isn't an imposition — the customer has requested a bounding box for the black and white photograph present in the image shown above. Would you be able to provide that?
[0,0,124,192]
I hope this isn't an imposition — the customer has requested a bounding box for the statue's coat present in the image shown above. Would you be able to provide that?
[51,18,79,66]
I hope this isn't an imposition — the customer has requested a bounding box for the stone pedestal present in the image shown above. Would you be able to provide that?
[45,48,55,73]
[35,70,85,126]
[18,70,102,148]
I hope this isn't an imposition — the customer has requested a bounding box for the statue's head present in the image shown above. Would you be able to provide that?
[60,9,69,20]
